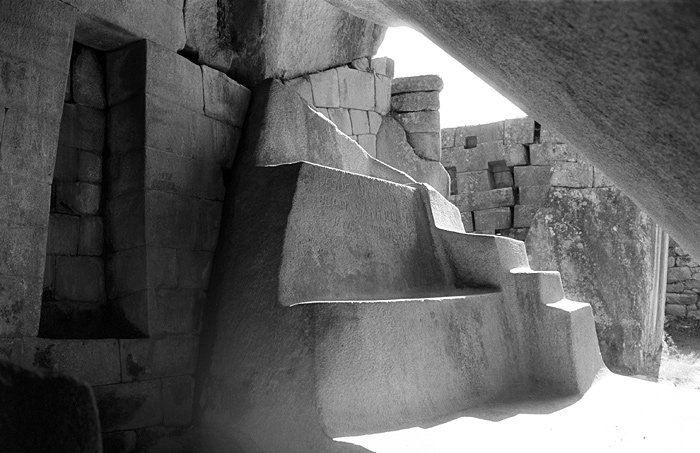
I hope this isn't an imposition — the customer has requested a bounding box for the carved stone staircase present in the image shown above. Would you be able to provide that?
[194,80,604,452]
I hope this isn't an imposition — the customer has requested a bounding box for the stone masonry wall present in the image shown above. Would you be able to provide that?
[283,56,393,157]
[441,118,668,377]
[0,3,251,449]
[666,239,700,318]
[284,61,449,196]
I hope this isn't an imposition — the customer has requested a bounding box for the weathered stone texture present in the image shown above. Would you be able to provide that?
[391,91,440,112]
[526,187,667,377]
[392,75,444,94]
[185,0,385,86]
[309,69,340,108]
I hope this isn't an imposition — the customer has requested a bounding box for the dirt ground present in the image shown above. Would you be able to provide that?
[658,316,700,389]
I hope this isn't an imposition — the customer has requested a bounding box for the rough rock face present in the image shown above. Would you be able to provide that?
[0,359,102,452]
[526,187,668,377]
[324,0,700,264]
[185,0,386,86]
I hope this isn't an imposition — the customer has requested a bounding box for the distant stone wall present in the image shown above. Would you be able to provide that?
[666,239,700,318]
[441,118,668,377]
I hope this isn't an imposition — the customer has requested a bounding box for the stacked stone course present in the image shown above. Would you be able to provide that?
[442,117,667,376]
[441,118,613,237]
[666,239,700,317]
[283,56,393,157]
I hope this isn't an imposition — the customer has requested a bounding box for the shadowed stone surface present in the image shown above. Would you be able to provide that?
[325,0,700,264]
[0,359,102,453]
[526,187,668,376]
[184,0,386,86]
[195,79,602,451]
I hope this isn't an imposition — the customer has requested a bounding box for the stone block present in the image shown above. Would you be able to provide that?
[391,91,440,112]
[0,359,102,453]
[371,57,395,78]
[106,40,202,112]
[59,104,105,153]
[665,304,687,317]
[504,117,535,145]
[106,246,177,299]
[456,171,491,193]
[55,256,105,302]
[550,161,594,188]
[177,250,214,289]
[457,122,504,145]
[350,109,371,135]
[0,54,67,117]
[119,336,198,382]
[513,205,539,228]
[284,76,314,105]
[0,173,52,227]
[56,182,101,215]
[145,190,197,249]
[529,142,580,165]
[0,0,76,72]
[668,267,692,283]
[667,293,698,305]
[677,255,700,267]
[593,168,616,187]
[54,146,78,182]
[375,74,392,115]
[0,226,47,278]
[72,45,106,109]
[79,216,104,256]
[668,257,676,268]
[506,144,529,166]
[69,0,185,51]
[151,288,205,335]
[519,185,550,205]
[441,146,487,173]
[202,66,251,127]
[392,75,443,94]
[309,69,340,108]
[488,160,509,173]
[474,207,512,231]
[327,108,353,136]
[514,165,552,187]
[144,94,215,161]
[667,283,684,292]
[162,375,195,426]
[105,192,145,252]
[0,110,62,183]
[22,338,120,386]
[493,171,514,189]
[469,188,515,211]
[47,213,80,255]
[368,111,382,135]
[357,134,377,157]
[78,151,102,183]
[394,111,440,134]
[144,147,224,201]
[337,66,375,110]
[460,211,474,232]
[406,132,441,161]
[94,380,163,432]
[441,128,456,148]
